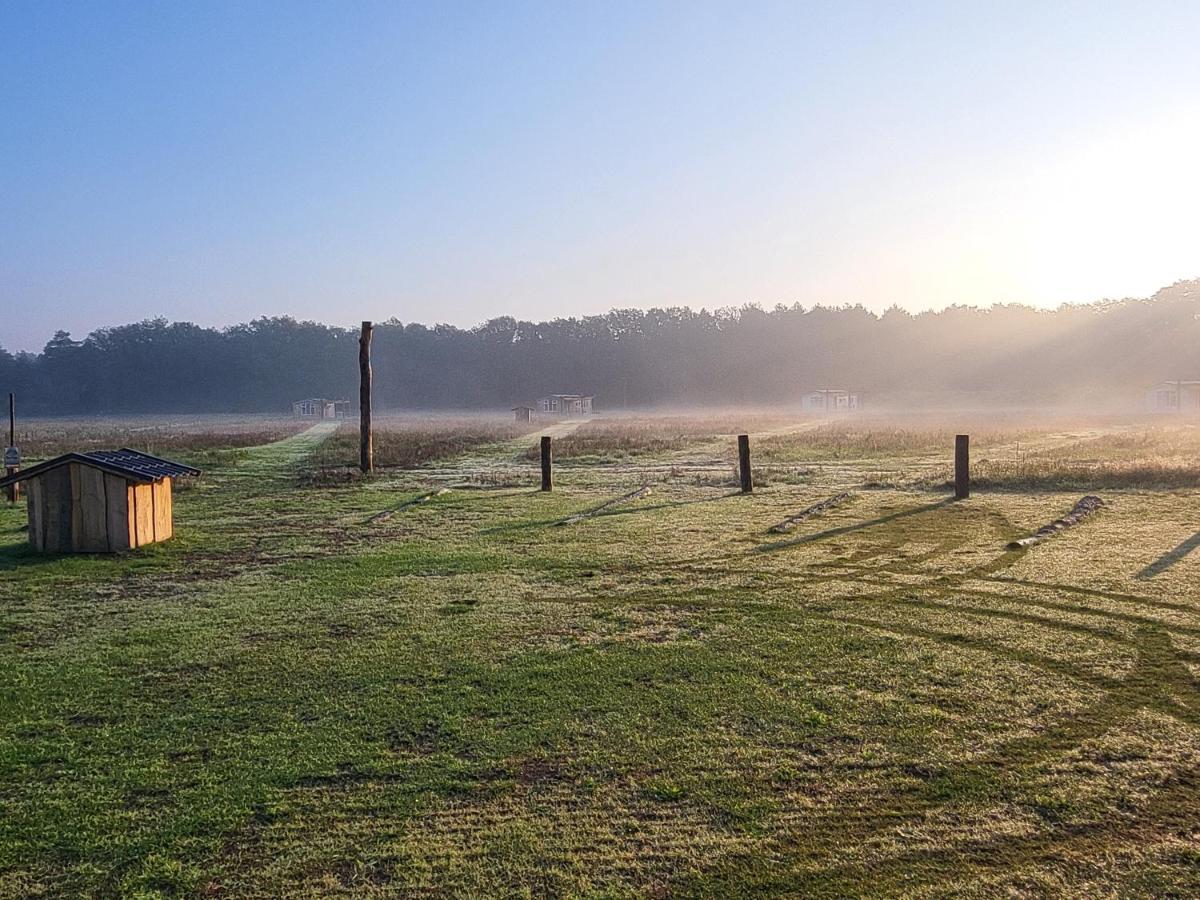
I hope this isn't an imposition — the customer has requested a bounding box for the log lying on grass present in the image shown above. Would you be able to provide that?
[1006,495,1104,550]
[556,485,653,526]
[364,487,449,524]
[768,492,853,534]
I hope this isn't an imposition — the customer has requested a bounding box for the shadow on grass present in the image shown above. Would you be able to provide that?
[1137,530,1200,580]
[754,497,956,553]
[443,488,544,499]
[589,490,743,521]
[479,490,739,533]
[0,540,64,570]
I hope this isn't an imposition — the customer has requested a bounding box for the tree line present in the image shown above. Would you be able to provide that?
[3,279,1197,415]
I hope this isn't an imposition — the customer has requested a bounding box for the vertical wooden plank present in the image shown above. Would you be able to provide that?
[162,478,173,540]
[738,434,753,494]
[150,479,159,542]
[134,483,155,546]
[105,474,130,551]
[25,478,43,551]
[153,479,173,541]
[40,466,72,552]
[955,434,970,500]
[75,465,109,551]
[127,485,137,548]
[69,463,83,552]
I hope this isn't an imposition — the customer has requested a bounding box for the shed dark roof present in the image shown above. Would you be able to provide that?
[0,448,200,489]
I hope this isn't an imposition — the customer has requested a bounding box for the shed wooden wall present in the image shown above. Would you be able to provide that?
[25,467,174,553]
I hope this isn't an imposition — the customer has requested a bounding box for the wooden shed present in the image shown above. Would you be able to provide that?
[0,449,200,553]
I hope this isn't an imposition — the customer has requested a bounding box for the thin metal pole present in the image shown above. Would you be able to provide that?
[6,393,17,504]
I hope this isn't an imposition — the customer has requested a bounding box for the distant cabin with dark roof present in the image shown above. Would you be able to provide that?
[0,449,200,553]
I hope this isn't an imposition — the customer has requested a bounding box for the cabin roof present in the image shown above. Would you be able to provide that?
[0,448,200,489]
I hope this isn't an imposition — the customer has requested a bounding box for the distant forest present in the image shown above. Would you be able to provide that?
[4,280,1198,415]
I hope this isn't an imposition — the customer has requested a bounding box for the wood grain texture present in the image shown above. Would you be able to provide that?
[359,321,374,473]
[40,466,72,552]
[540,436,553,491]
[738,434,753,494]
[153,479,173,541]
[73,464,109,552]
[26,477,43,551]
[105,473,130,551]
[133,483,155,547]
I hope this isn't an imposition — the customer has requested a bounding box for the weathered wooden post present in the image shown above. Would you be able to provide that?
[359,321,374,474]
[540,435,553,491]
[5,393,18,504]
[738,434,753,494]
[954,434,970,500]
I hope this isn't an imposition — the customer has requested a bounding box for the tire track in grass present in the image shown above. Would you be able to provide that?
[627,489,1200,894]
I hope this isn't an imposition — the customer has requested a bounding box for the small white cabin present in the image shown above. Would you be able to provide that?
[537,394,593,416]
[1146,381,1200,414]
[292,398,351,419]
[801,390,860,412]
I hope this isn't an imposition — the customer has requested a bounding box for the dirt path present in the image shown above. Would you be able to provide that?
[987,425,1141,459]
[212,421,340,483]
[418,418,590,484]
[748,419,822,439]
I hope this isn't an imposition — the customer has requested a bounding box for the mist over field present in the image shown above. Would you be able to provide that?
[4,279,1197,415]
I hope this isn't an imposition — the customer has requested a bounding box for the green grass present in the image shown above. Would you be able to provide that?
[2,417,1200,896]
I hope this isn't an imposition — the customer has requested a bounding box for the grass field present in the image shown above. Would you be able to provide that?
[2,412,1200,896]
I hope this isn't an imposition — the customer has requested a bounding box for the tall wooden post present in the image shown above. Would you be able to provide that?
[6,393,17,504]
[359,321,374,474]
[738,434,753,494]
[954,434,970,500]
[540,436,553,491]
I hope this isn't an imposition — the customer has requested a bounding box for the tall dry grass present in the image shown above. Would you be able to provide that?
[530,414,799,460]
[310,416,529,470]
[13,416,312,460]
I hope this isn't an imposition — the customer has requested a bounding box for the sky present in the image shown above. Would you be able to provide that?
[2,1,1199,352]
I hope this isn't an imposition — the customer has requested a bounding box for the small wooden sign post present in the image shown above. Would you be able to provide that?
[359,322,374,474]
[5,393,18,504]
[738,434,753,493]
[954,434,970,500]
[540,436,553,491]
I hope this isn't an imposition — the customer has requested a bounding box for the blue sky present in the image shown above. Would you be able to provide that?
[3,0,1199,351]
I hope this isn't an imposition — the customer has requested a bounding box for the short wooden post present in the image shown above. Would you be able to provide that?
[359,321,374,473]
[6,392,17,504]
[540,436,553,491]
[738,434,752,493]
[954,434,970,500]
